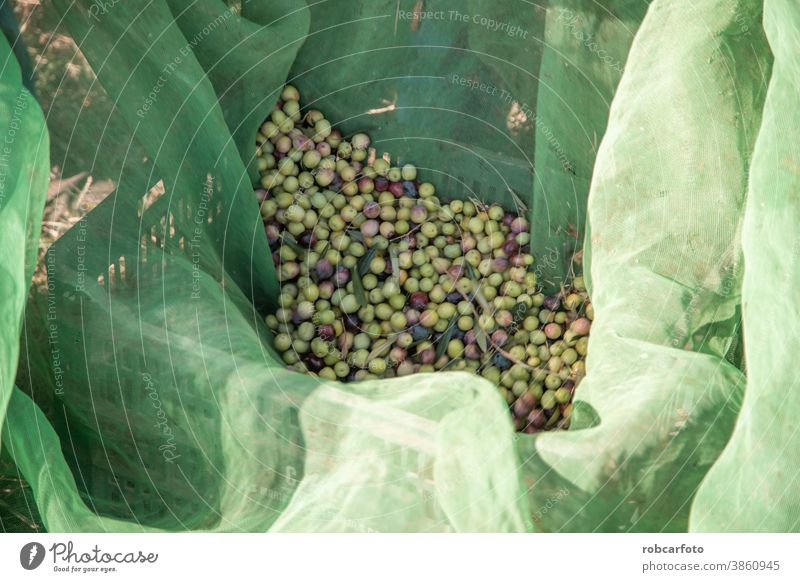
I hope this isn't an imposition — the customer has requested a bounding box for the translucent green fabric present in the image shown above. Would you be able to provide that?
[3,0,796,533]
[0,27,49,527]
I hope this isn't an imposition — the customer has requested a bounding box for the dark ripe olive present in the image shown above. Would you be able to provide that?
[513,392,535,417]
[502,239,520,256]
[305,355,324,372]
[447,264,464,280]
[375,176,389,192]
[419,348,436,365]
[316,259,334,279]
[543,295,561,311]
[410,324,430,341]
[464,344,481,359]
[389,181,404,198]
[409,292,429,311]
[510,216,529,234]
[334,266,351,286]
[299,231,315,246]
[491,329,508,347]
[318,324,335,340]
[343,314,361,331]
[266,223,281,244]
[492,257,509,273]
[527,409,547,429]
[464,329,476,344]
[502,212,515,227]
[446,291,461,303]
[363,201,381,219]
[493,353,512,370]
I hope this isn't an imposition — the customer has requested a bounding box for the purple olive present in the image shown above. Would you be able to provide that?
[410,205,428,223]
[543,295,561,311]
[491,329,508,347]
[305,355,324,372]
[510,217,528,234]
[265,223,281,244]
[502,239,520,256]
[513,393,535,417]
[318,324,335,341]
[402,181,417,197]
[419,348,436,365]
[363,201,381,219]
[361,219,380,238]
[338,332,354,353]
[375,176,389,192]
[389,181,404,198]
[447,264,464,280]
[446,291,461,303]
[334,266,350,286]
[527,409,547,429]
[299,231,315,246]
[409,292,429,311]
[464,344,481,359]
[293,134,312,151]
[316,259,334,280]
[492,257,509,273]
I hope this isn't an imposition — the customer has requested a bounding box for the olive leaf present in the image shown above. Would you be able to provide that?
[464,260,479,281]
[282,232,306,258]
[435,313,459,361]
[545,407,561,429]
[473,288,492,314]
[389,246,401,285]
[352,265,367,305]
[357,246,377,277]
[475,326,488,353]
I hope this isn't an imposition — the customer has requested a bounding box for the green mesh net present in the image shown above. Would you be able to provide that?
[2,0,796,532]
